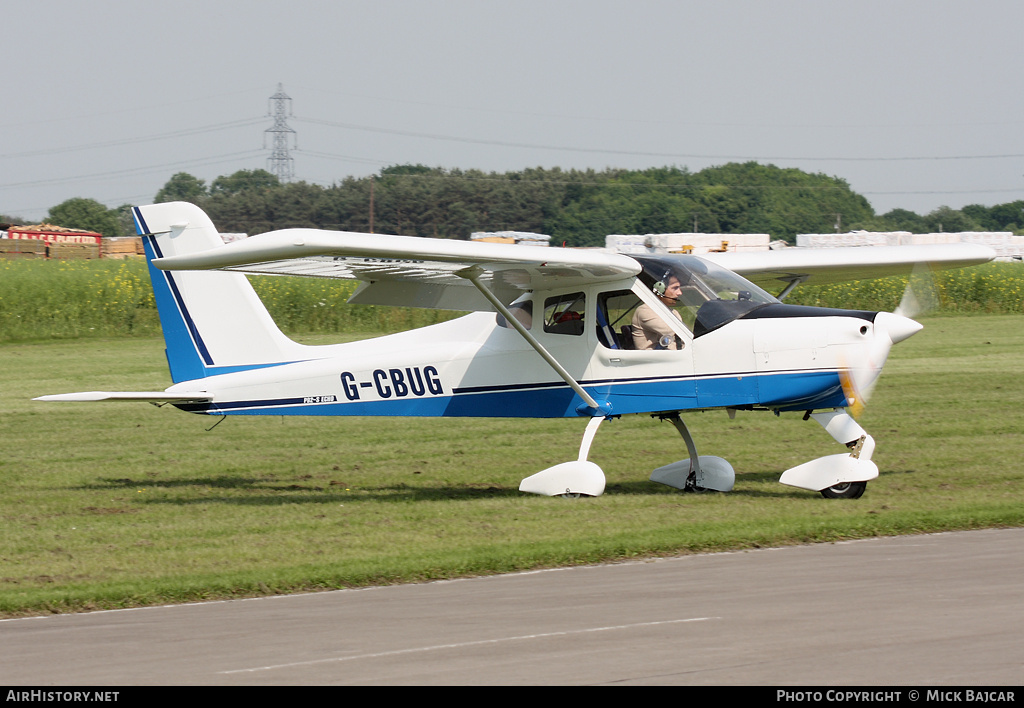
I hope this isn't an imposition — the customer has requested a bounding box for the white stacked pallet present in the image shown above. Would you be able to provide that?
[796,232,900,248]
[796,231,1024,261]
[472,231,551,246]
[606,233,770,254]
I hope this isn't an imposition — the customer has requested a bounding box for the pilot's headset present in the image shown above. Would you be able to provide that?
[652,271,670,297]
[652,270,675,300]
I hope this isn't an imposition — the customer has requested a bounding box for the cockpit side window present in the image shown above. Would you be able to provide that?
[634,254,778,337]
[543,292,586,336]
[596,290,642,349]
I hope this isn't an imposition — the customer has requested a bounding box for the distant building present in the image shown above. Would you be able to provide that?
[3,223,102,245]
[605,229,1024,261]
[796,231,1024,261]
[605,232,771,255]
[0,223,103,259]
[471,231,551,246]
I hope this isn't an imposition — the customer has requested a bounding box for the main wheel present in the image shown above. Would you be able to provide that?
[820,481,867,499]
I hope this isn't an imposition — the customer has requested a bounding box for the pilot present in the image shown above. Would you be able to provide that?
[632,274,684,350]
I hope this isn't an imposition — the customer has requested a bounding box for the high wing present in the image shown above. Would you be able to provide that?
[151,227,641,311]
[703,243,996,297]
[153,219,995,308]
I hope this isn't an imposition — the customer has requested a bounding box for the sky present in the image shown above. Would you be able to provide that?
[4,0,1024,225]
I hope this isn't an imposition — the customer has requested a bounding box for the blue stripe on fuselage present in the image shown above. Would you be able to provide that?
[174,369,847,418]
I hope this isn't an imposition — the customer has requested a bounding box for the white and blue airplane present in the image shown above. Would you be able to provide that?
[37,202,994,499]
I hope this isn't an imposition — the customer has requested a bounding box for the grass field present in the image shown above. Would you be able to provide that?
[2,314,1022,617]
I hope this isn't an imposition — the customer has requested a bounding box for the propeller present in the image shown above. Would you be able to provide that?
[840,268,932,418]
[894,263,941,319]
[840,313,922,417]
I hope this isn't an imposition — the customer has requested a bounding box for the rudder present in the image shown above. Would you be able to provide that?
[133,202,308,383]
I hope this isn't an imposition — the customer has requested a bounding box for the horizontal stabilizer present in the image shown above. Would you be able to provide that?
[34,391,212,403]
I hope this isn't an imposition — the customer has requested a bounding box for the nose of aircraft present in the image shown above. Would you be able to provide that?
[841,311,923,418]
[873,311,924,345]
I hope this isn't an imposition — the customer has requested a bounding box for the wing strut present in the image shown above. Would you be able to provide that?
[457,266,603,414]
[775,275,808,301]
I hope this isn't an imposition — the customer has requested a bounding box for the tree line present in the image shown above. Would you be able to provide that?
[8,162,1024,246]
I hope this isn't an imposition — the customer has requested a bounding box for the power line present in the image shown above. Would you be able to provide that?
[0,150,265,189]
[288,85,1024,131]
[0,118,265,160]
[294,116,1024,163]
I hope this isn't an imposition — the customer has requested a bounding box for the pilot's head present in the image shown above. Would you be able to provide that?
[653,274,683,305]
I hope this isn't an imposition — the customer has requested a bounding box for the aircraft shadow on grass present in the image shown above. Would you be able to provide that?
[79,473,814,505]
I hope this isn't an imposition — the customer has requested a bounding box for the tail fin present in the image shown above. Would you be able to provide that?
[133,202,308,383]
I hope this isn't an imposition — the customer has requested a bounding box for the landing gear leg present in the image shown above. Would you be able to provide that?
[779,409,879,497]
[650,413,735,492]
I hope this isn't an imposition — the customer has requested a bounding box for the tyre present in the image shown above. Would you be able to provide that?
[820,481,867,499]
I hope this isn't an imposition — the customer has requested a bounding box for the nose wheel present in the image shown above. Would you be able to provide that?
[820,481,867,499]
[780,410,878,497]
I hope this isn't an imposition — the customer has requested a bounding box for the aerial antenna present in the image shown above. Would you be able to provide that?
[264,83,297,182]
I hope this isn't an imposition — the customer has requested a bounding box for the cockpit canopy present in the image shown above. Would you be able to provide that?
[634,255,780,336]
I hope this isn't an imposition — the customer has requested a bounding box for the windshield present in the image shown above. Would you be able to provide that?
[634,255,779,337]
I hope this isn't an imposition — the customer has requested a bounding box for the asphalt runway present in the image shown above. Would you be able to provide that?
[1,528,1021,686]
